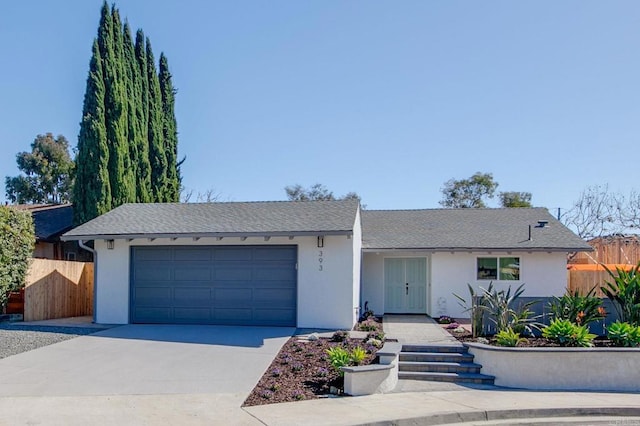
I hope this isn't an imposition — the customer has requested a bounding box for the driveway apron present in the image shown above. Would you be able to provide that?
[0,324,294,397]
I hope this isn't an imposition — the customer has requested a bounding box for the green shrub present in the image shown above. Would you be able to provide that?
[0,207,35,310]
[454,284,485,338]
[542,319,596,347]
[495,328,523,347]
[357,318,380,332]
[548,287,605,327]
[326,347,351,376]
[350,346,367,365]
[455,282,541,337]
[480,283,541,336]
[607,321,640,347]
[331,330,349,342]
[601,263,640,326]
[366,330,385,341]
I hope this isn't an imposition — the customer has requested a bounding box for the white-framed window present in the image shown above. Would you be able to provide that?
[477,257,520,281]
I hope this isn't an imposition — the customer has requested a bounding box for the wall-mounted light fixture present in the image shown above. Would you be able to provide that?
[106,239,115,250]
[317,236,324,248]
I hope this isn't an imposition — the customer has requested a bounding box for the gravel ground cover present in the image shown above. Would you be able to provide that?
[0,323,101,359]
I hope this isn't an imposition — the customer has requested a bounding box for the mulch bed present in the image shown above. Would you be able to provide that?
[243,336,379,406]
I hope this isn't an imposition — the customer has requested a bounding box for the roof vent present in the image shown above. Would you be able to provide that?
[536,220,549,228]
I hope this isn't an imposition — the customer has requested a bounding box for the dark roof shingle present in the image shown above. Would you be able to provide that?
[361,208,591,251]
[63,200,359,239]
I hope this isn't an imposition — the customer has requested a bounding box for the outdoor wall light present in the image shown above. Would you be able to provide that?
[317,236,324,248]
[106,239,114,250]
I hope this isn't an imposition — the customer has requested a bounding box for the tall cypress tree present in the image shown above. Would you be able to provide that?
[74,38,111,225]
[134,29,152,202]
[146,38,168,202]
[74,2,181,223]
[159,53,180,202]
[124,22,152,202]
[105,7,135,205]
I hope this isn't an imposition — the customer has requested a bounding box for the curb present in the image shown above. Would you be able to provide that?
[361,406,640,426]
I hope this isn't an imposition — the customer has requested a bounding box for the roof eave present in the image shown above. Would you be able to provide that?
[361,246,593,253]
[61,230,354,241]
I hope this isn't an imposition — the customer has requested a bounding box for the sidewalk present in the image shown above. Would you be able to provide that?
[244,389,640,425]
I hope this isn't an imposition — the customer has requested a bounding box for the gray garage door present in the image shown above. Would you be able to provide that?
[130,245,297,326]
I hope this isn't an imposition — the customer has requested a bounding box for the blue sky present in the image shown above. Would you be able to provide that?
[1,1,638,211]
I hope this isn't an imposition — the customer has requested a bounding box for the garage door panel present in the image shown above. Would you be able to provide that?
[215,308,252,321]
[135,266,172,281]
[135,248,173,261]
[215,268,252,280]
[134,287,172,305]
[253,289,296,306]
[254,267,295,281]
[213,248,253,261]
[174,287,212,305]
[134,307,172,322]
[254,247,296,260]
[131,246,296,326]
[253,309,296,323]
[174,249,211,261]
[174,308,211,321]
[173,267,211,281]
[215,287,252,304]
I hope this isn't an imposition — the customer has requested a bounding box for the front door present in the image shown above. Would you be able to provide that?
[384,257,427,314]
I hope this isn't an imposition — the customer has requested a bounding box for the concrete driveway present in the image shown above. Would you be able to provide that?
[0,324,293,425]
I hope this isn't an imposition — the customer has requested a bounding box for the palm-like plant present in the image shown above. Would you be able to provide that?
[548,287,605,327]
[601,263,640,326]
[480,283,541,336]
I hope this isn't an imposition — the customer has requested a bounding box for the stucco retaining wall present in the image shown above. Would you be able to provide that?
[466,342,640,392]
[342,342,401,396]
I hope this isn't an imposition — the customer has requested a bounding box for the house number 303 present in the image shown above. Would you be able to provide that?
[318,250,323,271]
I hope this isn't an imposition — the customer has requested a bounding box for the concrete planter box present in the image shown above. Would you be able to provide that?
[466,342,640,392]
[342,342,401,396]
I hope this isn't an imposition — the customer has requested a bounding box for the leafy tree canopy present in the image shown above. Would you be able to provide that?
[0,207,34,309]
[499,191,533,208]
[5,133,74,204]
[439,172,498,208]
[285,183,363,205]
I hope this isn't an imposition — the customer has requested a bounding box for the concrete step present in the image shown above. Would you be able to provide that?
[401,344,467,353]
[399,361,482,374]
[398,371,495,384]
[399,351,475,363]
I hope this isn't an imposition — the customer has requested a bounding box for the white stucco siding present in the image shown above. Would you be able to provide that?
[352,209,362,323]
[361,252,385,316]
[94,238,130,324]
[361,251,568,319]
[93,235,359,329]
[431,251,568,319]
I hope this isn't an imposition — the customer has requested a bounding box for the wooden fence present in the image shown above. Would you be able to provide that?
[571,236,640,265]
[567,264,635,298]
[24,258,94,321]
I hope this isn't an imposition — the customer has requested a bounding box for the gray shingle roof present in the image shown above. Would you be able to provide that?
[33,204,74,241]
[362,208,591,251]
[62,200,359,240]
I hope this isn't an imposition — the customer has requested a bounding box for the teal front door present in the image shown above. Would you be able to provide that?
[384,258,427,314]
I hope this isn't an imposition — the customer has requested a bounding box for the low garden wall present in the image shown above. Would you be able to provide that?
[342,342,401,396]
[466,342,640,392]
